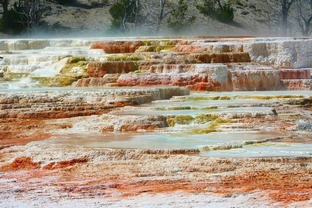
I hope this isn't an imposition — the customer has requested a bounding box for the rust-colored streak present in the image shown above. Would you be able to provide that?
[0,156,41,171]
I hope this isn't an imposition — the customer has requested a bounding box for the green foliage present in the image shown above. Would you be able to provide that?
[167,0,196,32]
[108,0,137,33]
[5,4,24,34]
[196,0,234,23]
[218,4,234,23]
[109,2,125,20]
[196,0,218,17]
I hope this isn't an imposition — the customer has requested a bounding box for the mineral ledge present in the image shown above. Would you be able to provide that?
[0,37,312,207]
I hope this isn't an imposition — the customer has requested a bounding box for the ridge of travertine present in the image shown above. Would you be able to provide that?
[1,37,312,91]
[1,37,312,207]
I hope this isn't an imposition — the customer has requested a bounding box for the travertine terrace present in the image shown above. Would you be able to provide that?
[0,36,312,207]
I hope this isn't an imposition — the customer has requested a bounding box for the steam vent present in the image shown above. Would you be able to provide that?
[1,37,312,207]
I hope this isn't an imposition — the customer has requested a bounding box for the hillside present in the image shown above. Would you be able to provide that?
[39,0,283,37]
[1,0,304,37]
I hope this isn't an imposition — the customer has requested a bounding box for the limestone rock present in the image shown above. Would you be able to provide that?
[116,64,233,91]
[0,87,189,119]
[87,61,137,77]
[245,39,312,69]
[90,41,144,53]
[101,115,168,133]
[297,120,312,132]
[281,79,312,90]
[231,70,282,91]
[279,69,311,79]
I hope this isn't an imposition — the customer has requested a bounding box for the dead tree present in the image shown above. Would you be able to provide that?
[15,0,46,35]
[109,0,195,34]
[263,0,294,35]
[296,0,312,36]
[281,0,294,35]
[138,0,169,33]
[140,0,195,33]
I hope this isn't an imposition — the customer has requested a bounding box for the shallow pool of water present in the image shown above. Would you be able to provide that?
[28,131,312,158]
[200,142,312,157]
[21,90,312,157]
[113,106,273,117]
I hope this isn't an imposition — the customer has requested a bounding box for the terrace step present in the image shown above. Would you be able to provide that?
[281,79,312,90]
[279,69,311,79]
[87,61,137,77]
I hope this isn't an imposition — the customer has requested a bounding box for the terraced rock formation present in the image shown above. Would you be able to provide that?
[0,37,312,207]
[1,37,312,90]
[83,37,312,91]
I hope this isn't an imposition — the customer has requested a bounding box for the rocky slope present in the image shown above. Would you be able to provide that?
[38,0,293,37]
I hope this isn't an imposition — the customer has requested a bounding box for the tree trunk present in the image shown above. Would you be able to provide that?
[281,0,293,35]
[1,0,9,33]
[155,0,166,33]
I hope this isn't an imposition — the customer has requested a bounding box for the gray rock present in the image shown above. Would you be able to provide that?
[297,120,312,132]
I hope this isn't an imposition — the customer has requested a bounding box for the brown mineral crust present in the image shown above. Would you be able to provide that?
[0,147,311,206]
[114,161,312,204]
[173,43,245,54]
[0,131,52,146]
[147,64,193,73]
[230,114,297,132]
[281,79,312,90]
[90,41,144,53]
[116,74,229,91]
[208,52,250,63]
[74,78,107,87]
[42,158,88,170]
[136,60,163,71]
[101,125,115,133]
[136,53,197,65]
[173,45,208,53]
[135,52,249,72]
[279,69,311,79]
[0,119,54,145]
[0,156,41,171]
[170,74,204,86]
[285,98,312,106]
[87,61,137,77]
[187,82,215,91]
[0,105,113,119]
[114,74,172,86]
[119,124,162,132]
[228,52,251,62]
[231,70,282,91]
[101,115,168,133]
[218,170,312,203]
[117,179,210,196]
[112,101,134,107]
[187,53,212,63]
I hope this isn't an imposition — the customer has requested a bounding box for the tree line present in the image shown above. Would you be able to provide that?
[1,0,312,36]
